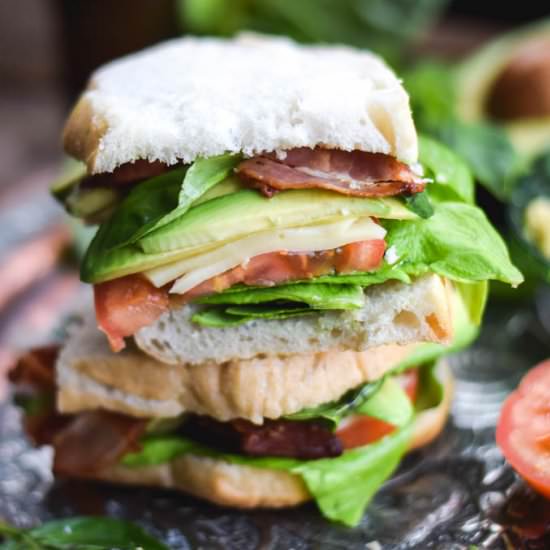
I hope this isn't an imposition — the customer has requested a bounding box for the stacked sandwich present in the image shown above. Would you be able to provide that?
[12,34,522,526]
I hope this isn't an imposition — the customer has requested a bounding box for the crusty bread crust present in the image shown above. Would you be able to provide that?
[63,95,107,170]
[62,33,417,174]
[95,362,453,509]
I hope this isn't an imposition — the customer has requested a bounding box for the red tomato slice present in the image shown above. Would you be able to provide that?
[94,275,170,352]
[94,239,386,349]
[497,359,550,499]
[337,369,418,450]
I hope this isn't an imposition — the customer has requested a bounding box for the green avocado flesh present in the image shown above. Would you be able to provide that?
[82,189,413,283]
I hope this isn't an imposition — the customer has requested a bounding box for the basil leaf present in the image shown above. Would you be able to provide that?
[405,191,434,219]
[0,517,168,550]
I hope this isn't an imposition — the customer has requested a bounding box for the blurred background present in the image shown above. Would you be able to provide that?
[1,0,550,387]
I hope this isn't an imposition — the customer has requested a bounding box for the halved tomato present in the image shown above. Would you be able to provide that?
[337,369,418,450]
[497,359,550,499]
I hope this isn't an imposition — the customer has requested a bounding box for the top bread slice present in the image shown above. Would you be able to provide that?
[63,33,418,174]
[135,274,453,366]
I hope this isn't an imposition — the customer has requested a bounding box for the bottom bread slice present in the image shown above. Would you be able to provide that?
[94,362,453,509]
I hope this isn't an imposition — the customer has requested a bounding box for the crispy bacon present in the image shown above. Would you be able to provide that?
[182,416,342,459]
[53,411,146,476]
[236,148,425,198]
[9,345,59,390]
[95,240,385,351]
[83,160,171,189]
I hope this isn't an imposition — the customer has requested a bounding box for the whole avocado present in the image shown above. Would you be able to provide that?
[456,18,550,158]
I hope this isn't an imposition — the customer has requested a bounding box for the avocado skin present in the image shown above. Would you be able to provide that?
[456,18,550,157]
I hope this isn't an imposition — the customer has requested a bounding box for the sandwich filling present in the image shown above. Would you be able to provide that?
[55,138,523,352]
[11,344,442,527]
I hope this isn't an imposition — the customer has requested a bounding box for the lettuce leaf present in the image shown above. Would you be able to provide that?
[85,154,241,253]
[121,361,444,526]
[384,202,523,286]
[191,201,520,327]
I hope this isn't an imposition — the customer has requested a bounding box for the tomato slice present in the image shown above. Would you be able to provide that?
[94,239,385,350]
[94,275,170,352]
[337,369,418,450]
[497,359,550,499]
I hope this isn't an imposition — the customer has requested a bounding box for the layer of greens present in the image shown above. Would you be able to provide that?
[77,135,522,327]
[122,362,442,527]
[121,287,477,527]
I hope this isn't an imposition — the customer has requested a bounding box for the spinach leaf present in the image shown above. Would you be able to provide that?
[192,304,316,327]
[0,517,168,550]
[197,282,365,309]
[96,168,184,251]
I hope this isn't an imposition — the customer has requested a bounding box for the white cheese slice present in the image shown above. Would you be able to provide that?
[143,217,385,294]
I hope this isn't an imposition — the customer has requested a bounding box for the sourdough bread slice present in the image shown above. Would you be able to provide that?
[63,33,417,174]
[57,310,420,423]
[134,274,453,366]
[95,362,453,509]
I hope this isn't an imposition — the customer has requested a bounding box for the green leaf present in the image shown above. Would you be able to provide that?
[356,377,413,426]
[285,378,383,427]
[385,202,523,286]
[294,424,412,526]
[433,120,522,201]
[419,135,475,204]
[141,153,242,238]
[192,305,316,327]
[508,150,550,282]
[197,282,365,309]
[0,517,168,550]
[404,61,456,126]
[96,169,184,251]
[123,436,195,467]
[404,191,434,218]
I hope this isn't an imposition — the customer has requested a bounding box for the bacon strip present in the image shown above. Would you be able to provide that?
[10,348,146,475]
[236,148,425,198]
[52,411,146,476]
[183,416,342,460]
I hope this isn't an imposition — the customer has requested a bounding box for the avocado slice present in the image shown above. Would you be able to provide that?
[82,189,415,283]
[138,189,414,254]
[456,18,550,157]
[50,159,87,201]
